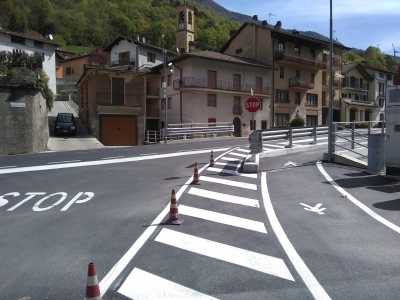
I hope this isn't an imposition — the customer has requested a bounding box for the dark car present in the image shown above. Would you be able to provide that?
[53,113,77,136]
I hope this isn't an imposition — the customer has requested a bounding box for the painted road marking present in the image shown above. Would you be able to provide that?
[156,229,293,281]
[179,205,267,233]
[102,156,125,159]
[263,143,284,148]
[200,176,257,190]
[207,167,257,178]
[118,268,218,300]
[47,160,81,164]
[228,152,248,158]
[300,203,326,214]
[214,162,240,168]
[317,161,400,234]
[284,161,297,167]
[235,148,250,153]
[188,187,259,207]
[98,148,234,296]
[0,148,230,175]
[220,157,243,162]
[261,172,331,300]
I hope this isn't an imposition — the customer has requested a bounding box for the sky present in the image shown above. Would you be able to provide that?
[214,0,400,56]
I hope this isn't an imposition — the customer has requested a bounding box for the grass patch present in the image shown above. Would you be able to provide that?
[61,46,92,54]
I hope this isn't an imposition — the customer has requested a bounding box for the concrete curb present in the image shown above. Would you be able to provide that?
[243,153,259,173]
[259,143,328,158]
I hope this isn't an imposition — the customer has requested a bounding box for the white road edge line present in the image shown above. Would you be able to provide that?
[47,160,81,164]
[316,161,400,234]
[0,166,17,169]
[261,172,331,300]
[98,147,238,296]
[102,156,125,159]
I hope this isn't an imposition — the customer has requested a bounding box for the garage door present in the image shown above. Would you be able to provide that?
[100,115,137,146]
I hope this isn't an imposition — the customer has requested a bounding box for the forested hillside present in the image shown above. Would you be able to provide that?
[0,0,241,52]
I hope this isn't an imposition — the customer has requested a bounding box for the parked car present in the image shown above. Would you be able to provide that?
[53,113,77,136]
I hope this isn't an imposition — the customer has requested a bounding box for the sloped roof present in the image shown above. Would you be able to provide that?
[0,28,59,46]
[103,35,174,55]
[342,62,374,81]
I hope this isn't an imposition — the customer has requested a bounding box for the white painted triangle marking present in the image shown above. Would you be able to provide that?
[155,229,294,281]
[201,176,257,190]
[188,187,259,207]
[118,268,218,300]
[207,167,257,178]
[179,205,267,233]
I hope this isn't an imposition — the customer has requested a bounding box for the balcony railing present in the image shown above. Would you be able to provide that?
[275,50,327,69]
[322,80,341,89]
[326,59,341,69]
[56,75,81,85]
[342,82,368,90]
[146,87,159,97]
[232,106,243,115]
[146,107,159,117]
[322,99,341,108]
[109,58,135,68]
[96,93,142,107]
[289,77,315,89]
[173,77,273,95]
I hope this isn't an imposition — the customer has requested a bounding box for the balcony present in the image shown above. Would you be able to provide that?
[326,59,341,70]
[146,87,159,97]
[275,50,327,69]
[109,58,135,68]
[342,82,368,91]
[96,93,142,107]
[173,77,273,95]
[289,77,315,89]
[232,106,243,115]
[56,75,81,85]
[322,80,341,89]
[322,99,341,108]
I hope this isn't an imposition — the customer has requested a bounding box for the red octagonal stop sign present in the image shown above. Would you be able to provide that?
[245,97,261,113]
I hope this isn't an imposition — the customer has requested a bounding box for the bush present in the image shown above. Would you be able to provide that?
[290,117,305,127]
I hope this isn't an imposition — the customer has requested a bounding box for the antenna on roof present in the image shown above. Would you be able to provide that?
[269,12,276,24]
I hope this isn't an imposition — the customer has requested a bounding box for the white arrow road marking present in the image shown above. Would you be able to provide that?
[155,228,293,281]
[300,203,326,214]
[284,161,297,166]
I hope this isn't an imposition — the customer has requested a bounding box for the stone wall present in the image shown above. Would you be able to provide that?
[0,86,49,156]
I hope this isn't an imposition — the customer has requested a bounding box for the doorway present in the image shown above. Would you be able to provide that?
[233,117,241,137]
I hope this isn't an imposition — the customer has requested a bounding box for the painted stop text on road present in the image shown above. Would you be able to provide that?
[0,192,94,212]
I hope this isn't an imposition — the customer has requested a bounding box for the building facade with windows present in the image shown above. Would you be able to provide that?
[0,28,58,95]
[56,54,88,95]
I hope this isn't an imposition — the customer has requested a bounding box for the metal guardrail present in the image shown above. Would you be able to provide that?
[145,130,162,144]
[162,122,234,141]
[68,94,79,116]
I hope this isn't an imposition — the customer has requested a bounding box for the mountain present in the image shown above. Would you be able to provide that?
[190,0,253,22]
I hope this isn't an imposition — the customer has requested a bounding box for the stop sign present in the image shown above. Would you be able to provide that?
[245,97,261,113]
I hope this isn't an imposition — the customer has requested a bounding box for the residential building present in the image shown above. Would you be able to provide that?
[341,62,374,122]
[365,66,394,122]
[55,49,76,79]
[0,28,58,95]
[220,20,350,126]
[56,53,88,95]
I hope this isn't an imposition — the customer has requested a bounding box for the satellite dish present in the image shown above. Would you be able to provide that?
[47,34,53,41]
[176,48,180,53]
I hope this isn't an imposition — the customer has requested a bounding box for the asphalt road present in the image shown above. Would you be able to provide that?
[0,138,399,299]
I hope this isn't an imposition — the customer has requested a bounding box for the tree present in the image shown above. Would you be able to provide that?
[342,51,364,63]
[393,63,400,86]
[87,47,110,69]
[363,46,387,70]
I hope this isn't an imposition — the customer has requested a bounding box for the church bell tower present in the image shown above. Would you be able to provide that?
[175,1,195,54]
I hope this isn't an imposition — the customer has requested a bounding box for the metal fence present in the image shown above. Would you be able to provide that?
[68,94,79,116]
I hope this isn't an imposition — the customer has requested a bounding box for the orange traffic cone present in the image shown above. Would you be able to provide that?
[168,189,183,224]
[85,263,101,300]
[192,162,201,184]
[210,151,215,167]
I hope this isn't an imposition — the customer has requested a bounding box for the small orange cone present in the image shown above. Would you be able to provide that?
[210,151,215,167]
[168,189,183,224]
[192,162,201,184]
[85,263,101,300]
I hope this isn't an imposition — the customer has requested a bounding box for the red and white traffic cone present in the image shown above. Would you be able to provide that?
[168,189,183,224]
[192,162,201,184]
[85,263,101,300]
[210,151,215,167]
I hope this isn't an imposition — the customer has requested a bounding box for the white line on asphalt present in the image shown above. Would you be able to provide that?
[235,148,250,153]
[0,166,17,169]
[227,152,248,158]
[188,187,259,207]
[155,229,293,280]
[317,162,400,234]
[263,144,284,148]
[207,167,258,178]
[201,176,257,190]
[47,160,81,164]
[118,268,218,300]
[220,157,244,162]
[261,172,331,300]
[140,153,158,155]
[98,147,237,296]
[0,148,231,175]
[179,205,267,233]
[214,161,240,168]
[101,156,125,159]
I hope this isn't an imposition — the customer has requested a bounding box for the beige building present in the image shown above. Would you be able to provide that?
[220,20,350,126]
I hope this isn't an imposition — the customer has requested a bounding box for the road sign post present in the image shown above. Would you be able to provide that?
[245,97,260,131]
[249,130,263,154]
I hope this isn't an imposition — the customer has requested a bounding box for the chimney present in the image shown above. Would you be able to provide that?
[274,21,282,30]
[252,15,258,24]
[292,29,299,35]
[261,20,268,27]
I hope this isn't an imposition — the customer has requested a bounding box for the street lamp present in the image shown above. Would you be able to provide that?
[327,0,334,162]
[168,62,183,123]
[162,32,167,144]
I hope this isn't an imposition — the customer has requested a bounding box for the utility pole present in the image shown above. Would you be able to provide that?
[162,32,167,144]
[327,0,333,162]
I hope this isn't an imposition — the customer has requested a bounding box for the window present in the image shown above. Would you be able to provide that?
[11,35,25,45]
[311,73,314,82]
[207,94,217,107]
[310,48,315,57]
[295,44,300,55]
[233,74,241,91]
[168,97,172,109]
[379,72,384,78]
[167,74,172,86]
[360,78,363,88]
[119,51,130,65]
[379,98,385,107]
[363,95,366,101]
[276,114,289,126]
[261,120,267,130]
[179,11,185,23]
[355,94,360,100]
[188,11,192,25]
[250,120,256,130]
[379,82,385,96]
[296,70,300,78]
[365,110,371,121]
[34,41,43,49]
[322,72,327,85]
[322,91,326,106]
[161,99,165,110]
[306,93,317,106]
[255,77,263,93]
[276,90,289,103]
[295,92,301,104]
[161,76,165,88]
[236,48,242,54]
[66,67,72,75]
[306,116,317,126]
[208,70,217,89]
[147,52,156,63]
[112,77,124,105]
[278,41,285,51]
[350,109,356,121]
[279,67,284,79]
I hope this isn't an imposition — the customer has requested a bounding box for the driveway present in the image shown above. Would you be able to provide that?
[47,100,105,151]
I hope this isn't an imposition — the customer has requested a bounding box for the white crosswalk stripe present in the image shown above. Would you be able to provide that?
[207,167,257,178]
[235,148,250,153]
[220,157,243,162]
[214,161,240,168]
[227,152,248,158]
[200,175,257,190]
[188,187,260,207]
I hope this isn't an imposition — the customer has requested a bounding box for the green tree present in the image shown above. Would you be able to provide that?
[363,46,387,70]
[342,51,364,63]
[29,0,54,35]
[7,8,28,33]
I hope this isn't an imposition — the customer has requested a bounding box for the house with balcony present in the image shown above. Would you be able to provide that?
[56,53,88,95]
[75,35,174,146]
[341,62,375,122]
[365,66,395,122]
[220,19,350,126]
[0,28,58,95]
